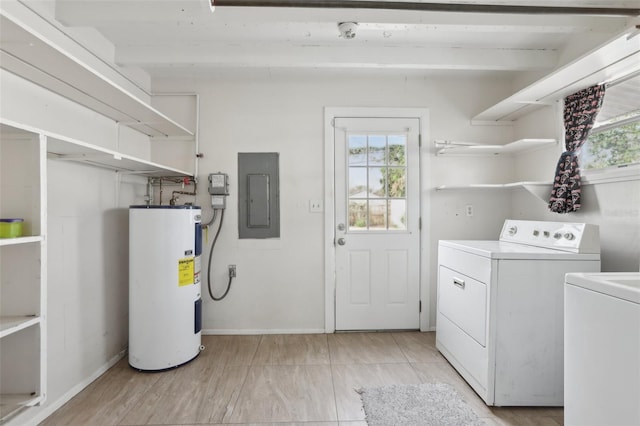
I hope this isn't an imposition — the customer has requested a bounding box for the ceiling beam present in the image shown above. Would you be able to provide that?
[211,0,640,16]
[115,43,558,71]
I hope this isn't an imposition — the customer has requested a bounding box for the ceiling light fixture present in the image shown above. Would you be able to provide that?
[338,22,358,39]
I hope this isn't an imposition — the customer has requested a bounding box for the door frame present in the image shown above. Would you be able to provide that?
[323,107,431,333]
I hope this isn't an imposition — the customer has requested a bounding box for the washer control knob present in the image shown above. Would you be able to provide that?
[564,232,575,240]
[508,226,517,236]
[533,230,539,236]
[553,232,562,239]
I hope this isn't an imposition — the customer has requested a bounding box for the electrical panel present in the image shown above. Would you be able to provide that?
[238,153,280,239]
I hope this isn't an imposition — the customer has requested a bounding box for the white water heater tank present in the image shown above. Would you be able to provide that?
[129,205,202,371]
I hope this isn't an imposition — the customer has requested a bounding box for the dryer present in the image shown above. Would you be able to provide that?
[436,220,600,406]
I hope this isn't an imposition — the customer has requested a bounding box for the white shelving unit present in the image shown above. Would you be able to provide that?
[0,117,191,423]
[0,11,193,139]
[434,138,556,156]
[472,25,640,122]
[0,4,196,423]
[0,125,47,422]
[433,138,557,201]
[435,181,553,202]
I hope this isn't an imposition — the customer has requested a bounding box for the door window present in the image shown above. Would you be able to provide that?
[347,133,407,231]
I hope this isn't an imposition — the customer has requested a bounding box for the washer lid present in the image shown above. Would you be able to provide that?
[439,240,601,260]
[565,272,640,304]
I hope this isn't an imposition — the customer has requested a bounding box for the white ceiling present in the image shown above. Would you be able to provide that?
[22,0,640,81]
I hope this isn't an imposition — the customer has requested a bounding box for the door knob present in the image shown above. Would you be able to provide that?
[337,238,346,246]
[337,223,346,231]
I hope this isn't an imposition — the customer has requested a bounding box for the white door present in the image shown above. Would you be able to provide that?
[334,117,420,330]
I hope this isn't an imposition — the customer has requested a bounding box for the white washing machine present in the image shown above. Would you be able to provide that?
[436,220,601,406]
[564,272,640,426]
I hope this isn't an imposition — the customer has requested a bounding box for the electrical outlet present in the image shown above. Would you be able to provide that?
[309,199,323,213]
[228,264,236,278]
[465,204,474,217]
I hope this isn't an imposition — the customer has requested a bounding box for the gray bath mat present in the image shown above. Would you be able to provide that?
[358,383,485,426]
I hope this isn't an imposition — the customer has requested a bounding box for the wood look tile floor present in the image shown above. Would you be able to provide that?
[41,332,563,426]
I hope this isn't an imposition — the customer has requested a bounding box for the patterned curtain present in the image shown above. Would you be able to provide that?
[549,84,606,213]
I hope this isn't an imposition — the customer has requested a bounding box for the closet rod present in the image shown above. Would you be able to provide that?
[211,0,640,16]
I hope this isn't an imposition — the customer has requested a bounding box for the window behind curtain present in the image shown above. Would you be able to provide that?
[580,73,640,171]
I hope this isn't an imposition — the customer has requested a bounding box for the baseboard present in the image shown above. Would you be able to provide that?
[10,348,127,426]
[202,328,326,335]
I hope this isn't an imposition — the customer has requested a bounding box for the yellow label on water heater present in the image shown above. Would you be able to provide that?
[178,257,194,287]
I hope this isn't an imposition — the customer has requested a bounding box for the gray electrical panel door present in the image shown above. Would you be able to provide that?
[238,153,280,239]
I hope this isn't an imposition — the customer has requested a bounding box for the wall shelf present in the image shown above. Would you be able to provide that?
[47,136,192,177]
[0,393,43,423]
[0,236,43,247]
[435,181,553,202]
[0,316,40,339]
[0,9,193,138]
[473,25,640,122]
[434,138,556,156]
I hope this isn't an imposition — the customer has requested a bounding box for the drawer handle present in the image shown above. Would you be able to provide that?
[452,277,465,289]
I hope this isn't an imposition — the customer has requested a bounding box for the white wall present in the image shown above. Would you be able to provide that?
[45,162,142,405]
[153,70,522,332]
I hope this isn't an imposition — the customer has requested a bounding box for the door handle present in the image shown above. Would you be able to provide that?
[337,223,346,231]
[452,277,465,289]
[337,238,346,246]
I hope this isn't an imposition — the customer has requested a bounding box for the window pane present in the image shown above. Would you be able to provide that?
[349,135,367,166]
[349,167,367,197]
[368,135,386,165]
[369,200,386,230]
[349,200,367,230]
[386,167,406,198]
[368,167,385,197]
[582,74,640,171]
[388,135,406,166]
[582,121,640,169]
[388,200,407,230]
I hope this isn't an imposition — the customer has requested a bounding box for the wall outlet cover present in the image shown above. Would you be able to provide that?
[309,199,323,213]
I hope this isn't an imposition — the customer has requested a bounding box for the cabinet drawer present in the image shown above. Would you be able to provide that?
[438,265,487,346]
[438,245,491,284]
[436,312,489,400]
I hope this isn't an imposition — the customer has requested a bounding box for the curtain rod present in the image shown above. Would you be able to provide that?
[211,0,640,16]
[605,68,640,88]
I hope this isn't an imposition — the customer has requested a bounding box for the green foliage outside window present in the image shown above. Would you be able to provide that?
[581,120,640,170]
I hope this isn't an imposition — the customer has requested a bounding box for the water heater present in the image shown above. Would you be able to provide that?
[129,205,202,371]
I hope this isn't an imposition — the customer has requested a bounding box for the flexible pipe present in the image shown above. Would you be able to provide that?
[207,209,234,301]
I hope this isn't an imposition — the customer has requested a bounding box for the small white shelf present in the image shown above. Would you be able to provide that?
[434,139,556,156]
[0,316,40,339]
[47,137,192,177]
[0,394,43,422]
[0,236,43,247]
[436,181,553,202]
